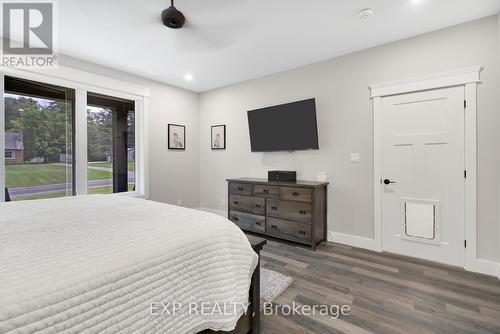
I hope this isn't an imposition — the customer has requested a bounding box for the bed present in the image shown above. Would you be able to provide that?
[0,195,259,334]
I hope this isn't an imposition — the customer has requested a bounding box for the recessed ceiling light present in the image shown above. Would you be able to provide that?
[410,0,424,4]
[184,73,193,81]
[358,8,374,20]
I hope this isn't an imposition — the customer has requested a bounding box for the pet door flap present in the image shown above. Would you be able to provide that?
[404,201,436,240]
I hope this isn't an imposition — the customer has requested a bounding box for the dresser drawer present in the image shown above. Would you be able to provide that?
[230,195,265,215]
[280,187,312,202]
[229,183,253,196]
[267,217,311,244]
[229,211,265,233]
[250,197,266,215]
[229,195,252,212]
[253,185,280,198]
[266,199,312,222]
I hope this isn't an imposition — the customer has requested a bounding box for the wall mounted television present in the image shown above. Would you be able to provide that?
[247,98,319,152]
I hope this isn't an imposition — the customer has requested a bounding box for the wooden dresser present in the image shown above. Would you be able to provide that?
[227,178,328,250]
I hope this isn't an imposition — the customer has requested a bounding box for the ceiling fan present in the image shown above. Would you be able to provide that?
[161,0,186,29]
[160,0,254,53]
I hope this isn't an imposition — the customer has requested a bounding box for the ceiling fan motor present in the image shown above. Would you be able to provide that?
[162,0,185,29]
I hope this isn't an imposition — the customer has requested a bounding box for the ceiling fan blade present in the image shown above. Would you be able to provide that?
[163,0,257,53]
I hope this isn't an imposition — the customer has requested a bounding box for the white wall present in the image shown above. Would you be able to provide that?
[199,16,500,262]
[59,56,201,208]
[497,12,500,271]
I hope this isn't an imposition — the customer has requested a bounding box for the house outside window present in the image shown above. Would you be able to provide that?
[5,150,15,159]
[5,132,24,164]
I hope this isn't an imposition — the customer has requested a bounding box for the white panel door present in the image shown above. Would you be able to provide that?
[381,86,465,267]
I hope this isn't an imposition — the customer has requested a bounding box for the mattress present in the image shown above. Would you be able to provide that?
[0,195,258,334]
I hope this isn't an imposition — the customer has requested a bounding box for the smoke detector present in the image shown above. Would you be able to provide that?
[358,8,374,19]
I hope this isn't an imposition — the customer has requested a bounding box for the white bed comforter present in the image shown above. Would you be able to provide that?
[0,195,258,334]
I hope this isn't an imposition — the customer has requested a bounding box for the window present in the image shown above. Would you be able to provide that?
[87,92,135,194]
[1,74,144,203]
[5,151,15,159]
[4,76,74,201]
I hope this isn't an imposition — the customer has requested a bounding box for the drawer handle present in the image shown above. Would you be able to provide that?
[271,225,278,229]
[255,222,262,226]
[238,187,244,191]
[271,206,278,211]
[233,217,239,221]
[254,204,261,208]
[263,189,269,194]
[299,210,307,215]
[292,192,300,196]
[233,201,239,205]
[299,230,307,235]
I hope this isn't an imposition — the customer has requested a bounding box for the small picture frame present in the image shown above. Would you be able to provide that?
[211,125,226,150]
[168,124,186,150]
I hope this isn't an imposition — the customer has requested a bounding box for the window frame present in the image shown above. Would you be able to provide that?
[0,66,149,202]
[5,150,15,160]
[5,75,76,196]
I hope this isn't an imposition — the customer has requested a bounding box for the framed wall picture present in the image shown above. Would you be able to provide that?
[168,124,186,150]
[211,125,226,150]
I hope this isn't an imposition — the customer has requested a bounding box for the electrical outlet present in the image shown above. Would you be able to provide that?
[350,153,360,163]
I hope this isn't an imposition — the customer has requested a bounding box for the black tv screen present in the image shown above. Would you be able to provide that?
[247,98,319,152]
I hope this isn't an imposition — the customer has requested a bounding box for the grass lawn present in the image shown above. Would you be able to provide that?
[12,185,135,201]
[88,161,135,172]
[5,163,112,188]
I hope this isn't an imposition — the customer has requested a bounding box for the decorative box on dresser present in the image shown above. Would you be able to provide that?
[227,178,328,250]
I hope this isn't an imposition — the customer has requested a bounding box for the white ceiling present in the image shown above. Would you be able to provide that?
[58,0,500,92]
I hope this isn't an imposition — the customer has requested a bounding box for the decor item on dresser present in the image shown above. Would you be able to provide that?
[227,178,328,250]
[268,170,297,182]
[168,123,186,150]
[211,124,226,150]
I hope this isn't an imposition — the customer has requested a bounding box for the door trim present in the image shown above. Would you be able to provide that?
[370,67,481,272]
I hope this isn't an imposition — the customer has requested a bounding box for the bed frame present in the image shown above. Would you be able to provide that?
[200,235,266,334]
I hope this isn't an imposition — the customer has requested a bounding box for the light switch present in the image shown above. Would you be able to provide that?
[350,153,360,163]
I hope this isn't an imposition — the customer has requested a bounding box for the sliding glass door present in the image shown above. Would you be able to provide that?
[4,76,74,201]
[87,92,135,194]
[2,75,142,202]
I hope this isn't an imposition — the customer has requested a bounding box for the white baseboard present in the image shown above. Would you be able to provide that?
[327,231,376,251]
[197,207,226,217]
[198,210,499,280]
[326,232,500,280]
[198,209,376,252]
[476,259,500,279]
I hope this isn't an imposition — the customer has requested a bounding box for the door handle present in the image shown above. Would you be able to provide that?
[383,179,396,185]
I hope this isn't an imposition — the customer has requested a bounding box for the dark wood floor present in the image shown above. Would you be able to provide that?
[259,239,500,334]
